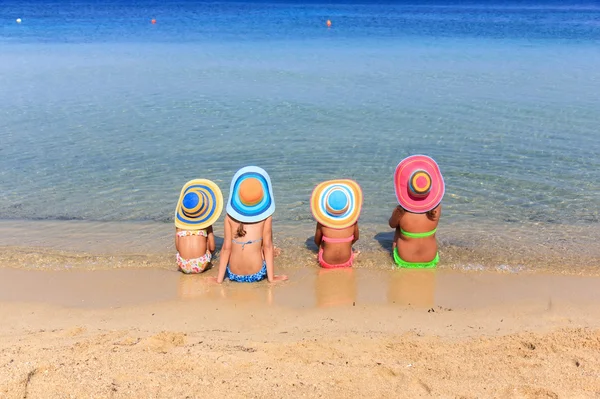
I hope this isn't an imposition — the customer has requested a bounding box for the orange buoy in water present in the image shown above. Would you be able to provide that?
[151,19,157,24]
[326,20,332,28]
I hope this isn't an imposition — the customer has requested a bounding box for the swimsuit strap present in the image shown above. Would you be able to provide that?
[400,228,437,239]
[322,235,354,244]
[232,237,263,250]
[177,229,208,238]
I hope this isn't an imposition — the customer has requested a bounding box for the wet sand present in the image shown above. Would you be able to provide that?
[2,267,600,310]
[1,267,600,398]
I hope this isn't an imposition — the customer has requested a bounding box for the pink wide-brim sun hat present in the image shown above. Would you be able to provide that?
[394,155,445,213]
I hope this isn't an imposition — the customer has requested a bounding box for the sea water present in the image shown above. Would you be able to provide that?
[1,1,599,272]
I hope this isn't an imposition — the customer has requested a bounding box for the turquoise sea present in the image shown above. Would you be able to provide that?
[1,1,599,272]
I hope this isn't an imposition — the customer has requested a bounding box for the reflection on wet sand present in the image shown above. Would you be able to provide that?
[315,268,357,308]
[3,267,599,312]
[177,274,274,305]
[387,269,436,307]
[177,274,218,301]
[176,267,437,309]
[314,265,436,309]
[176,267,359,309]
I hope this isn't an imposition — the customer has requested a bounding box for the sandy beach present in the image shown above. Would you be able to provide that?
[1,267,600,398]
[2,2,600,396]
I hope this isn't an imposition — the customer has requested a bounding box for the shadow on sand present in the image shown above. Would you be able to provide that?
[304,236,319,253]
[373,231,394,252]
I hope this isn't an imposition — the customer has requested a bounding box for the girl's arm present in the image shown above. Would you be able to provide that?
[263,217,287,282]
[207,225,216,252]
[175,228,180,252]
[388,206,403,228]
[314,222,323,247]
[216,217,232,283]
[352,222,360,244]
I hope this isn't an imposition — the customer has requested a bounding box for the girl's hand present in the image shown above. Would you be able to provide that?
[270,275,288,282]
[206,276,222,284]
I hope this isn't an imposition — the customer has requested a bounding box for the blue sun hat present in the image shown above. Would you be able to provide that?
[175,179,224,230]
[226,166,275,223]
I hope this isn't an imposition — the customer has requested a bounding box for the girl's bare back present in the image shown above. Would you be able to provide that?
[175,227,212,259]
[227,217,266,275]
[390,205,441,263]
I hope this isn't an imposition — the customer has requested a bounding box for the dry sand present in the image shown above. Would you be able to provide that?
[1,268,600,398]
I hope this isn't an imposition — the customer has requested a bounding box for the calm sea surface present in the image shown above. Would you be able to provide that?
[1,1,599,271]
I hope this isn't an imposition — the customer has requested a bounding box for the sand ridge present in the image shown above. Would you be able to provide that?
[1,294,600,398]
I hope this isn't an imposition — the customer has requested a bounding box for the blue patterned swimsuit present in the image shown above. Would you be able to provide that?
[226,261,267,283]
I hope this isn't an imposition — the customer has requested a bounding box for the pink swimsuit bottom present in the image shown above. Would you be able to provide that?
[318,235,355,269]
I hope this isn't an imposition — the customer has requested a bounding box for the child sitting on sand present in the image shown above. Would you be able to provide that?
[216,166,287,283]
[310,179,362,268]
[174,179,223,274]
[388,155,444,268]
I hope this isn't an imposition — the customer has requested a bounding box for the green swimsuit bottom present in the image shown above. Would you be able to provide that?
[393,228,439,269]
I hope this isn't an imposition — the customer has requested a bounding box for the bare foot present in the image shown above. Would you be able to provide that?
[353,249,361,259]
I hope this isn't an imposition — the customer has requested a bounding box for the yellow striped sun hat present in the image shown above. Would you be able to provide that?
[175,179,223,230]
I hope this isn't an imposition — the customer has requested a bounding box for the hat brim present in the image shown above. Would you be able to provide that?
[394,155,444,213]
[226,166,275,223]
[175,179,224,230]
[311,179,363,229]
